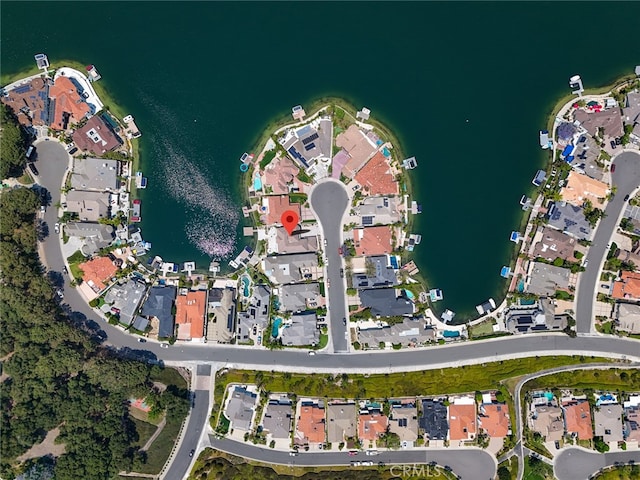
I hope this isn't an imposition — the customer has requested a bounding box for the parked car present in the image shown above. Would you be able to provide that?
[54,222,60,234]
[342,317,347,326]
[55,289,64,300]
[348,451,358,456]
[189,449,195,457]
[28,163,39,176]
[289,451,298,456]
[308,351,316,356]
[26,145,35,159]
[137,338,146,343]
[611,140,617,149]
[615,137,622,145]
[40,205,46,214]
[160,343,169,349]
[62,265,68,275]
[365,450,378,456]
[68,147,78,155]
[340,268,344,278]
[324,239,328,247]
[625,194,630,201]
[611,164,616,173]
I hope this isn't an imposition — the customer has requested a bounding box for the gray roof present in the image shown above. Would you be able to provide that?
[547,202,593,240]
[280,311,319,346]
[358,318,435,347]
[132,315,149,332]
[65,190,110,222]
[615,303,640,334]
[359,288,414,317]
[104,279,147,327]
[262,400,292,439]
[352,255,398,289]
[572,134,605,181]
[326,403,357,443]
[532,226,576,262]
[623,91,640,125]
[264,252,318,285]
[226,386,258,432]
[274,227,318,254]
[357,196,401,226]
[141,286,176,338]
[280,283,320,313]
[419,399,448,440]
[237,284,270,342]
[526,262,571,297]
[594,404,623,443]
[389,404,419,442]
[575,108,624,139]
[64,222,115,256]
[71,158,119,191]
[505,302,568,334]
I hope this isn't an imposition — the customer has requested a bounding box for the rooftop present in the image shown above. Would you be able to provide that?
[351,255,398,289]
[356,196,402,226]
[388,404,419,442]
[296,401,325,445]
[478,403,510,438]
[615,302,640,334]
[262,400,292,440]
[72,115,123,156]
[547,202,593,240]
[532,226,577,262]
[49,75,91,130]
[594,404,623,444]
[65,190,110,222]
[526,262,571,297]
[262,156,303,195]
[280,311,319,346]
[336,124,377,177]
[531,405,564,442]
[141,286,177,338]
[0,77,51,127]
[560,171,610,208]
[359,288,414,317]
[419,399,448,441]
[448,403,477,441]
[104,278,147,326]
[175,290,206,340]
[623,91,640,125]
[71,157,119,191]
[272,226,318,254]
[79,256,117,292]
[353,226,393,256]
[226,386,258,432]
[326,403,357,444]
[612,270,640,301]
[358,410,388,442]
[263,252,319,285]
[575,107,624,139]
[264,195,302,226]
[355,151,399,196]
[563,401,593,440]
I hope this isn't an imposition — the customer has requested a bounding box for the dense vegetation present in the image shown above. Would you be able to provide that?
[0,103,29,179]
[0,187,189,479]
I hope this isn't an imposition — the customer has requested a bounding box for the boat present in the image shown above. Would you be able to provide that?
[131,199,141,222]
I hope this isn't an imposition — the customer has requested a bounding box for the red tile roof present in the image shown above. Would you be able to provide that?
[358,412,388,441]
[355,151,398,196]
[449,404,477,441]
[175,290,206,340]
[72,115,123,156]
[265,195,301,226]
[612,271,640,300]
[479,404,510,438]
[297,404,325,444]
[564,401,593,440]
[49,76,91,130]
[79,256,117,291]
[353,226,393,256]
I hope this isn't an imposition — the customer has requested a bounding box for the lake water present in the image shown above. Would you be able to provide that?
[2,2,639,318]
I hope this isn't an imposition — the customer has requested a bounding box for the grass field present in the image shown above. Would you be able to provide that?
[523,368,640,393]
[131,417,157,448]
[593,464,640,480]
[151,366,188,389]
[497,456,519,480]
[523,456,554,480]
[469,319,496,338]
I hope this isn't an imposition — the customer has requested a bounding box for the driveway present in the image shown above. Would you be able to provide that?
[554,447,640,480]
[309,180,349,352]
[575,151,640,334]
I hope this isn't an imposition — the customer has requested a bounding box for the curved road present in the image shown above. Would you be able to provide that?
[575,151,640,334]
[555,448,640,480]
[309,180,350,352]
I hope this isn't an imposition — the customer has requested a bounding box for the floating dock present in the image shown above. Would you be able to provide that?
[410,201,422,214]
[135,171,147,189]
[123,115,142,139]
[34,53,49,70]
[130,199,141,222]
[441,309,455,323]
[429,289,443,302]
[402,156,418,170]
[356,107,371,121]
[532,169,546,187]
[240,152,254,164]
[510,231,522,243]
[475,298,496,315]
[291,105,305,120]
[539,130,552,149]
[86,64,102,82]
[500,266,512,278]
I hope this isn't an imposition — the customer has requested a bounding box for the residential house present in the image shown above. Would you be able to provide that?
[560,171,610,208]
[295,400,326,446]
[280,283,321,313]
[448,398,477,442]
[353,226,394,256]
[357,317,435,347]
[478,403,510,438]
[624,406,640,444]
[547,202,593,240]
[616,248,640,268]
[141,285,177,338]
[79,256,117,292]
[262,397,293,441]
[352,255,398,289]
[575,108,624,139]
[594,404,623,445]
[71,158,119,191]
[326,402,357,444]
[615,303,640,334]
[357,196,402,227]
[419,399,448,441]
[505,300,568,334]
[64,222,114,256]
[526,262,571,297]
[622,92,640,126]
[1,77,52,127]
[531,226,577,262]
[355,151,399,196]
[531,405,564,442]
[72,115,123,156]
[175,289,206,341]
[103,278,147,327]
[388,400,419,444]
[206,287,236,343]
[225,386,258,432]
[358,407,389,445]
[65,190,110,222]
[262,156,304,195]
[563,400,593,440]
[263,195,302,226]
[236,284,270,343]
[612,271,640,302]
[270,226,318,255]
[263,252,319,285]
[279,120,332,170]
[572,134,606,181]
[359,288,414,317]
[336,124,377,178]
[280,311,319,347]
[48,75,91,130]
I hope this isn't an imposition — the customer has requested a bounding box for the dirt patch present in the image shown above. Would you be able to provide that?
[17,426,66,462]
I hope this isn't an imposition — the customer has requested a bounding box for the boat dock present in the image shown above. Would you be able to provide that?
[291,105,306,120]
[240,152,255,164]
[441,309,455,323]
[34,53,49,71]
[86,64,102,82]
[406,233,422,251]
[401,260,419,275]
[402,156,418,170]
[410,201,422,214]
[229,245,254,269]
[475,298,496,315]
[130,199,141,222]
[429,289,443,302]
[135,171,147,189]
[123,115,142,139]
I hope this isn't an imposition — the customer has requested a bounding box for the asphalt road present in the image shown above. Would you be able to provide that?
[309,180,350,352]
[575,151,640,334]
[210,437,496,480]
[554,448,640,480]
[164,389,210,480]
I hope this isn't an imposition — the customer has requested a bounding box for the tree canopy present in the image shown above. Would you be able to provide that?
[0,103,29,179]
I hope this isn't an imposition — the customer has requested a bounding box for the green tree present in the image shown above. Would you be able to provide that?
[0,103,29,179]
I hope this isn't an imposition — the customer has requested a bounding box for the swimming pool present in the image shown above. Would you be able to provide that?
[241,276,250,297]
[404,289,415,299]
[382,147,390,157]
[517,279,525,293]
[544,392,554,401]
[253,175,262,191]
[272,318,283,338]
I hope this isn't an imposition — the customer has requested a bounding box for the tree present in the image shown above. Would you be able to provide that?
[497,465,511,480]
[0,103,29,179]
[620,217,635,232]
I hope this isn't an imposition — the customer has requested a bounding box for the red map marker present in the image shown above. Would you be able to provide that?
[281,210,299,235]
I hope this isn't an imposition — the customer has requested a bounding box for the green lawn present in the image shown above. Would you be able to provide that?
[151,366,188,389]
[469,319,496,338]
[496,456,518,480]
[524,368,639,392]
[593,464,640,480]
[136,413,182,474]
[131,417,157,448]
[523,456,554,480]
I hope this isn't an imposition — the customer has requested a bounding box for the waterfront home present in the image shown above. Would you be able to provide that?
[262,156,306,195]
[79,256,118,293]
[225,385,258,432]
[65,190,110,222]
[448,397,477,443]
[103,278,147,327]
[175,289,206,341]
[547,201,593,240]
[326,402,357,445]
[357,317,435,348]
[295,399,326,447]
[71,158,119,191]
[351,255,399,289]
[353,225,394,256]
[563,400,593,440]
[572,134,606,181]
[261,396,293,444]
[419,399,449,444]
[140,285,177,339]
[575,108,624,139]
[0,77,52,127]
[356,196,402,226]
[612,271,640,302]
[531,227,577,263]
[72,115,123,156]
[64,222,114,256]
[531,405,564,442]
[280,283,321,313]
[263,252,319,285]
[336,124,378,178]
[556,122,577,143]
[615,303,640,334]
[279,119,332,171]
[279,311,320,347]
[560,171,610,208]
[594,404,623,446]
[206,287,236,343]
[358,406,389,446]
[236,284,270,344]
[525,262,571,297]
[270,226,318,254]
[505,300,568,334]
[262,195,302,226]
[388,400,419,445]
[355,151,399,196]
[48,75,91,130]
[359,288,414,317]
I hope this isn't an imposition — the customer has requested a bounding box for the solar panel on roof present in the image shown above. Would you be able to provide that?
[302,133,319,145]
[362,216,374,226]
[227,314,233,331]
[13,85,32,94]
[304,142,316,151]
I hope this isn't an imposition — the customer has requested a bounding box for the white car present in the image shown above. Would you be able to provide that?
[54,223,60,234]
[289,451,298,456]
[365,450,378,456]
[362,461,374,466]
[308,351,316,356]
[160,343,169,349]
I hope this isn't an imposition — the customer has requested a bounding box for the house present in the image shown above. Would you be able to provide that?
[359,288,414,317]
[79,256,117,292]
[280,283,321,313]
[72,115,123,156]
[326,402,357,444]
[388,401,419,444]
[594,404,623,444]
[280,311,319,347]
[478,403,510,438]
[358,407,389,444]
[263,252,319,285]
[65,190,110,222]
[357,196,402,227]
[547,202,593,240]
[526,262,571,297]
[141,285,177,338]
[262,156,304,195]
[563,400,593,440]
[225,386,258,432]
[572,134,606,181]
[0,77,52,127]
[357,317,435,347]
[103,278,147,327]
[448,399,477,442]
[271,226,318,254]
[279,120,332,170]
[236,284,270,343]
[612,271,640,302]
[262,398,293,440]
[336,125,377,177]
[352,255,398,289]
[71,158,119,191]
[505,299,568,334]
[531,405,564,442]
[48,75,91,130]
[355,151,399,196]
[419,399,448,441]
[624,406,640,444]
[206,287,236,343]
[353,226,394,256]
[531,226,577,262]
[560,171,610,208]
[622,92,640,126]
[575,108,624,139]
[64,222,114,256]
[615,302,640,334]
[175,289,206,341]
[295,400,325,446]
[263,195,302,226]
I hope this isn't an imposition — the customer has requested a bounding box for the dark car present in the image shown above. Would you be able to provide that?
[615,137,622,145]
[342,317,347,326]
[340,268,344,278]
[62,265,68,275]
[625,194,630,201]
[189,449,195,457]
[28,163,39,176]
[68,147,78,155]
[611,164,616,173]
[610,140,617,149]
